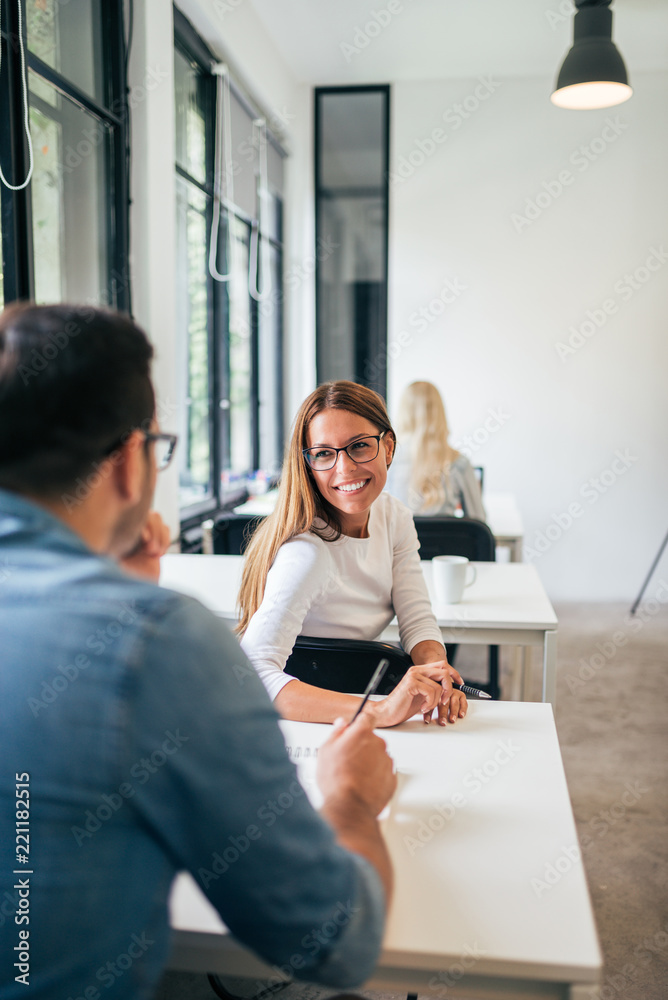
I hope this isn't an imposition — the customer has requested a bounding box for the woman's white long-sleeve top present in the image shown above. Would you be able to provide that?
[240,492,443,701]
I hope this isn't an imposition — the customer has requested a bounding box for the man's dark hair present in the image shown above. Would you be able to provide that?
[0,303,155,497]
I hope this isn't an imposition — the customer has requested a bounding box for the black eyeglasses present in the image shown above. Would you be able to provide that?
[103,431,178,472]
[143,433,178,472]
[302,433,387,472]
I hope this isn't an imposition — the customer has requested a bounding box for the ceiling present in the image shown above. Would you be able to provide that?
[248,0,668,87]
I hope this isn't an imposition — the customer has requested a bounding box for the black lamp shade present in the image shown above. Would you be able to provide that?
[552,4,632,109]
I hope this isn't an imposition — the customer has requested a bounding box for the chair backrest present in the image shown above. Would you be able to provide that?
[413,515,496,562]
[284,636,412,695]
[212,514,266,555]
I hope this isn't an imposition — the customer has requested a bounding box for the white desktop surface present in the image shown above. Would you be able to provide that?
[232,490,279,516]
[484,491,524,559]
[168,702,601,997]
[420,559,556,632]
[159,554,559,703]
[160,553,242,618]
[160,554,554,632]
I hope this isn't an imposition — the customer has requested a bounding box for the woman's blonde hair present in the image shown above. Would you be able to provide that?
[236,380,395,635]
[395,381,460,512]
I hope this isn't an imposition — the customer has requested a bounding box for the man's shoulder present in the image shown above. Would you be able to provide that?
[62,550,200,616]
[95,562,225,639]
[12,541,223,648]
[65,559,250,699]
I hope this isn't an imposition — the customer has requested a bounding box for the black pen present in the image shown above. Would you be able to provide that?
[453,681,492,699]
[350,658,390,723]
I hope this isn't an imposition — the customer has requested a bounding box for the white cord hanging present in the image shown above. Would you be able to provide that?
[248,117,272,302]
[209,64,235,283]
[0,0,35,191]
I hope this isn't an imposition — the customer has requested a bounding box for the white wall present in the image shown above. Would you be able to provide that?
[388,73,668,601]
[130,0,179,538]
[128,3,667,600]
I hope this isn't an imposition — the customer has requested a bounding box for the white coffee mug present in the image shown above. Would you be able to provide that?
[432,555,477,604]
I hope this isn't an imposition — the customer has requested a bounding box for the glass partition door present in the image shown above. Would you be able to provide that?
[315,86,390,396]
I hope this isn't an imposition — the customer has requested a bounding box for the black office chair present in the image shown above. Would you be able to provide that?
[413,516,500,700]
[285,634,494,703]
[413,515,495,560]
[212,513,265,555]
[285,636,413,694]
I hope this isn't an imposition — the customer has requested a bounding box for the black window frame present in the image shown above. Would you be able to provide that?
[174,7,285,536]
[314,84,390,397]
[174,13,218,523]
[0,0,131,309]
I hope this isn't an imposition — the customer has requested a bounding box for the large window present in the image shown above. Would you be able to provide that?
[0,0,129,308]
[315,86,390,396]
[174,9,285,521]
[174,40,214,508]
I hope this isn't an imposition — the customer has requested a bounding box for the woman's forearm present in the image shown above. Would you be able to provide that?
[274,679,366,724]
[410,639,448,665]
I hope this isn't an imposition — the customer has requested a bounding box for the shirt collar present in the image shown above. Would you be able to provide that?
[0,487,93,556]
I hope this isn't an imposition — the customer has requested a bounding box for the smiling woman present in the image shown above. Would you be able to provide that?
[236,380,467,728]
[304,410,394,538]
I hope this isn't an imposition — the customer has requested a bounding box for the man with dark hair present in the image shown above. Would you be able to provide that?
[0,304,395,1000]
[0,305,155,496]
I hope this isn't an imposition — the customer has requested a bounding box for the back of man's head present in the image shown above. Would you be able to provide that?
[0,303,155,498]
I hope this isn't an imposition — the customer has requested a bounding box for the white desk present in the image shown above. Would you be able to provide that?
[168,703,601,999]
[232,489,279,517]
[233,490,525,562]
[160,555,558,705]
[385,559,558,704]
[485,491,524,561]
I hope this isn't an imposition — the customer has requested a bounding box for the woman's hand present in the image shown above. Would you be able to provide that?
[119,511,171,582]
[411,640,467,725]
[368,659,468,728]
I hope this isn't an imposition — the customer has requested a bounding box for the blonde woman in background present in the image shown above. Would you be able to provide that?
[387,381,486,521]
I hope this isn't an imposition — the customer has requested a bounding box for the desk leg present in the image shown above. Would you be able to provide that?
[512,536,523,562]
[521,647,533,701]
[542,629,558,707]
[508,647,523,700]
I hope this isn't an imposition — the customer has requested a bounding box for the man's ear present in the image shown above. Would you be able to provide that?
[111,431,145,504]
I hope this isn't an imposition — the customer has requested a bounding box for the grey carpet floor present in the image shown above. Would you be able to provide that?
[154,600,668,1000]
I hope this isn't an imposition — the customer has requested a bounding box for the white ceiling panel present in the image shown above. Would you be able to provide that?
[248,0,668,85]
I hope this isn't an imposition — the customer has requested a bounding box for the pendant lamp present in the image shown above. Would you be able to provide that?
[551,0,632,110]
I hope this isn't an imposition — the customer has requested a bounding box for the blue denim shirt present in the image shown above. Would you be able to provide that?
[0,490,385,999]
